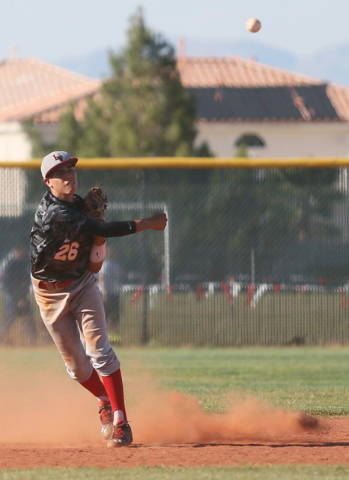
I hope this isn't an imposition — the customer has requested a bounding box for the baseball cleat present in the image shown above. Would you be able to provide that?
[107,421,133,448]
[99,403,114,440]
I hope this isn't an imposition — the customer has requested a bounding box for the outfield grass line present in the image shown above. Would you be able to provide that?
[2,465,349,480]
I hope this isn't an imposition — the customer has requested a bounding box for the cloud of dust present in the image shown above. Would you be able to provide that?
[129,389,319,444]
[0,365,319,446]
[0,367,103,446]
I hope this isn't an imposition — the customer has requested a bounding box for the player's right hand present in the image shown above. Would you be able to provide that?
[150,213,168,230]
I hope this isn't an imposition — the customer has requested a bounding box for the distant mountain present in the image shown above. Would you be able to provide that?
[183,38,298,72]
[295,44,349,86]
[57,49,112,80]
[54,39,349,86]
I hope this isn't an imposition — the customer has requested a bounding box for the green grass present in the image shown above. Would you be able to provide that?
[2,465,349,480]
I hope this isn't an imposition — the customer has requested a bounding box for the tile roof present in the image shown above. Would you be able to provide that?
[2,56,349,125]
[177,57,349,123]
[0,57,100,122]
[177,56,323,88]
[326,85,349,122]
[188,85,342,123]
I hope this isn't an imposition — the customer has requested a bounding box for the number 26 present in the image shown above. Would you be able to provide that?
[54,242,80,261]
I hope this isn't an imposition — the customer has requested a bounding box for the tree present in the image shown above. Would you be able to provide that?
[22,119,52,158]
[73,7,211,158]
[280,168,341,239]
[57,103,84,155]
[24,8,211,160]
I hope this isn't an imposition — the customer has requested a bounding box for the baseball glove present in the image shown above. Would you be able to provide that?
[82,186,107,222]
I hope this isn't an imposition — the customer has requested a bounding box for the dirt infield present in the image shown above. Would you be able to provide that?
[2,418,349,468]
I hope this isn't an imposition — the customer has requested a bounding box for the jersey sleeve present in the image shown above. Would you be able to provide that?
[80,218,137,237]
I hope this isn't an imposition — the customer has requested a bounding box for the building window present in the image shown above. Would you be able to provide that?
[235,134,265,148]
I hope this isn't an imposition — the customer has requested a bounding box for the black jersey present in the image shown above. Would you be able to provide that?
[31,191,137,282]
[30,191,95,282]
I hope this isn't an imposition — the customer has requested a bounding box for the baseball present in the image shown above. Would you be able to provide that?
[246,17,261,33]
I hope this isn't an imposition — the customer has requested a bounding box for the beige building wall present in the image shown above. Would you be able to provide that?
[0,122,54,215]
[0,122,32,160]
[0,123,28,216]
[2,121,349,161]
[0,122,58,161]
[196,123,349,158]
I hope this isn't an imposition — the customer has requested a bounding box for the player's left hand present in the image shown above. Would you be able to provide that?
[82,186,107,222]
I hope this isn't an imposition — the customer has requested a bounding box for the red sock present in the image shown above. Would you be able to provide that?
[101,369,127,421]
[79,369,109,402]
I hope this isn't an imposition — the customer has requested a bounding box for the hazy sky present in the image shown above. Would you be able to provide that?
[1,0,348,62]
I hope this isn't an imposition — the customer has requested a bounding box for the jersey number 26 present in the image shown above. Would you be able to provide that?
[54,242,80,261]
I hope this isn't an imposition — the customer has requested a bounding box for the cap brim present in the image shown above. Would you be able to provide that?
[44,157,78,178]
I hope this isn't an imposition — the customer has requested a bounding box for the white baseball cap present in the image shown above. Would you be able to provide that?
[41,151,78,179]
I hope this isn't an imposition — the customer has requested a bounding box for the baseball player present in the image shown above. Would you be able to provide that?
[30,151,167,448]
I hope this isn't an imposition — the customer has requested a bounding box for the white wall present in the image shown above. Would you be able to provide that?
[0,122,58,161]
[0,122,32,160]
[0,123,30,216]
[196,123,349,158]
[2,120,348,161]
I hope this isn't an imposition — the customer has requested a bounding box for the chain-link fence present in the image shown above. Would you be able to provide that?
[1,164,349,346]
